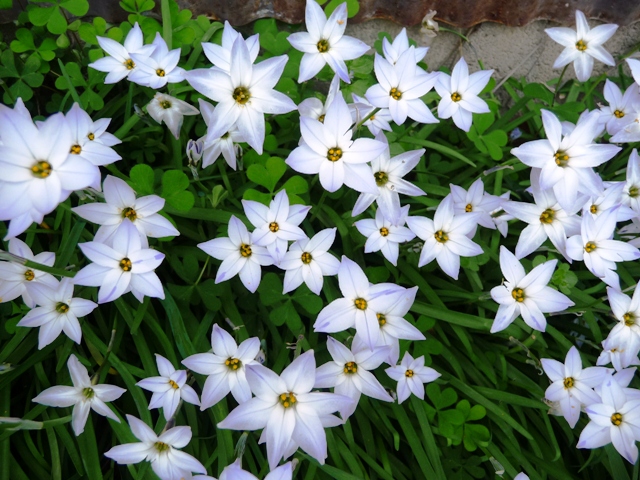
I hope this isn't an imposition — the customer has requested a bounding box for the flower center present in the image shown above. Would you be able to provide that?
[389,87,402,100]
[327,147,343,162]
[629,186,639,198]
[354,297,368,310]
[451,92,462,102]
[584,241,597,253]
[611,412,623,426]
[240,243,252,258]
[119,258,132,272]
[465,203,473,212]
[563,377,574,389]
[233,86,251,105]
[83,387,95,399]
[56,302,70,314]
[511,288,525,302]
[24,270,35,281]
[121,207,137,221]
[156,68,166,77]
[380,227,389,237]
[575,40,587,51]
[124,58,135,70]
[554,151,569,167]
[160,100,172,109]
[614,109,625,118]
[344,361,358,374]
[624,312,636,327]
[374,171,389,186]
[434,230,448,243]
[88,133,95,141]
[539,208,555,224]
[317,114,325,123]
[301,252,312,264]
[154,441,170,452]
[377,313,386,326]
[590,204,598,214]
[269,222,279,232]
[316,39,329,53]
[70,144,82,154]
[225,357,242,370]
[405,369,414,377]
[31,161,52,178]
[168,379,179,389]
[279,392,297,408]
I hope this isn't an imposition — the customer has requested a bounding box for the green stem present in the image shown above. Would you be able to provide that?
[0,251,76,278]
[161,0,172,50]
[439,26,470,43]
[90,328,117,385]
[114,114,140,140]
[551,65,568,108]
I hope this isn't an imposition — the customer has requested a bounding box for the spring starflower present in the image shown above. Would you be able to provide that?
[65,102,121,169]
[147,93,199,140]
[128,33,185,88]
[545,10,618,82]
[385,352,440,404]
[198,99,245,170]
[599,80,640,136]
[33,354,125,436]
[490,246,575,333]
[287,0,369,83]
[216,459,293,480]
[202,21,260,73]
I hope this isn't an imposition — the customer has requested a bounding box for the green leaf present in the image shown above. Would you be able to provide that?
[0,0,12,9]
[270,300,303,333]
[47,7,68,34]
[258,272,283,307]
[246,156,287,192]
[161,170,194,211]
[10,30,35,53]
[523,83,553,104]
[242,188,272,205]
[28,5,55,27]
[60,0,89,16]
[129,164,155,194]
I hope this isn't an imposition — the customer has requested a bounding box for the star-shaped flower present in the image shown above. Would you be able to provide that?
[198,215,273,293]
[385,352,440,404]
[17,278,97,349]
[599,80,640,136]
[182,324,261,409]
[287,0,369,83]
[185,36,296,154]
[147,93,199,140]
[545,10,618,82]
[198,99,245,170]
[33,354,125,436]
[216,459,293,480]
[137,354,200,421]
[450,177,504,234]
[128,33,185,89]
[202,21,260,73]
[381,28,428,65]
[541,345,611,428]
[490,246,575,333]
[104,415,206,480]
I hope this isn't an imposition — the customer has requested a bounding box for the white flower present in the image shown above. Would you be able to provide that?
[33,354,125,436]
[595,368,640,401]
[435,57,493,132]
[287,0,369,83]
[185,36,296,155]
[577,377,640,463]
[243,190,310,263]
[582,182,636,223]
[89,22,156,84]
[315,336,393,418]
[65,102,122,169]
[450,177,504,233]
[137,354,200,421]
[104,415,206,480]
[382,28,428,64]
[490,246,575,333]
[420,10,439,39]
[491,192,514,237]
[598,329,640,371]
[354,285,424,365]
[198,215,273,293]
[74,219,166,303]
[502,169,581,261]
[0,99,100,238]
[349,93,393,136]
[313,256,405,349]
[607,284,640,344]
[202,21,260,73]
[0,237,57,308]
[72,176,180,247]
[128,33,185,88]
[279,228,340,295]
[622,149,640,214]
[366,48,439,125]
[351,132,426,221]
[599,80,640,136]
[541,346,611,428]
[299,73,341,122]
[16,278,97,349]
[545,10,618,82]
[217,459,293,480]
[511,109,620,211]
[566,207,640,289]
[354,205,416,266]
[198,99,245,169]
[147,93,199,140]
[385,352,440,404]
[286,92,386,194]
[406,195,483,280]
[217,350,354,470]
[181,324,260,409]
